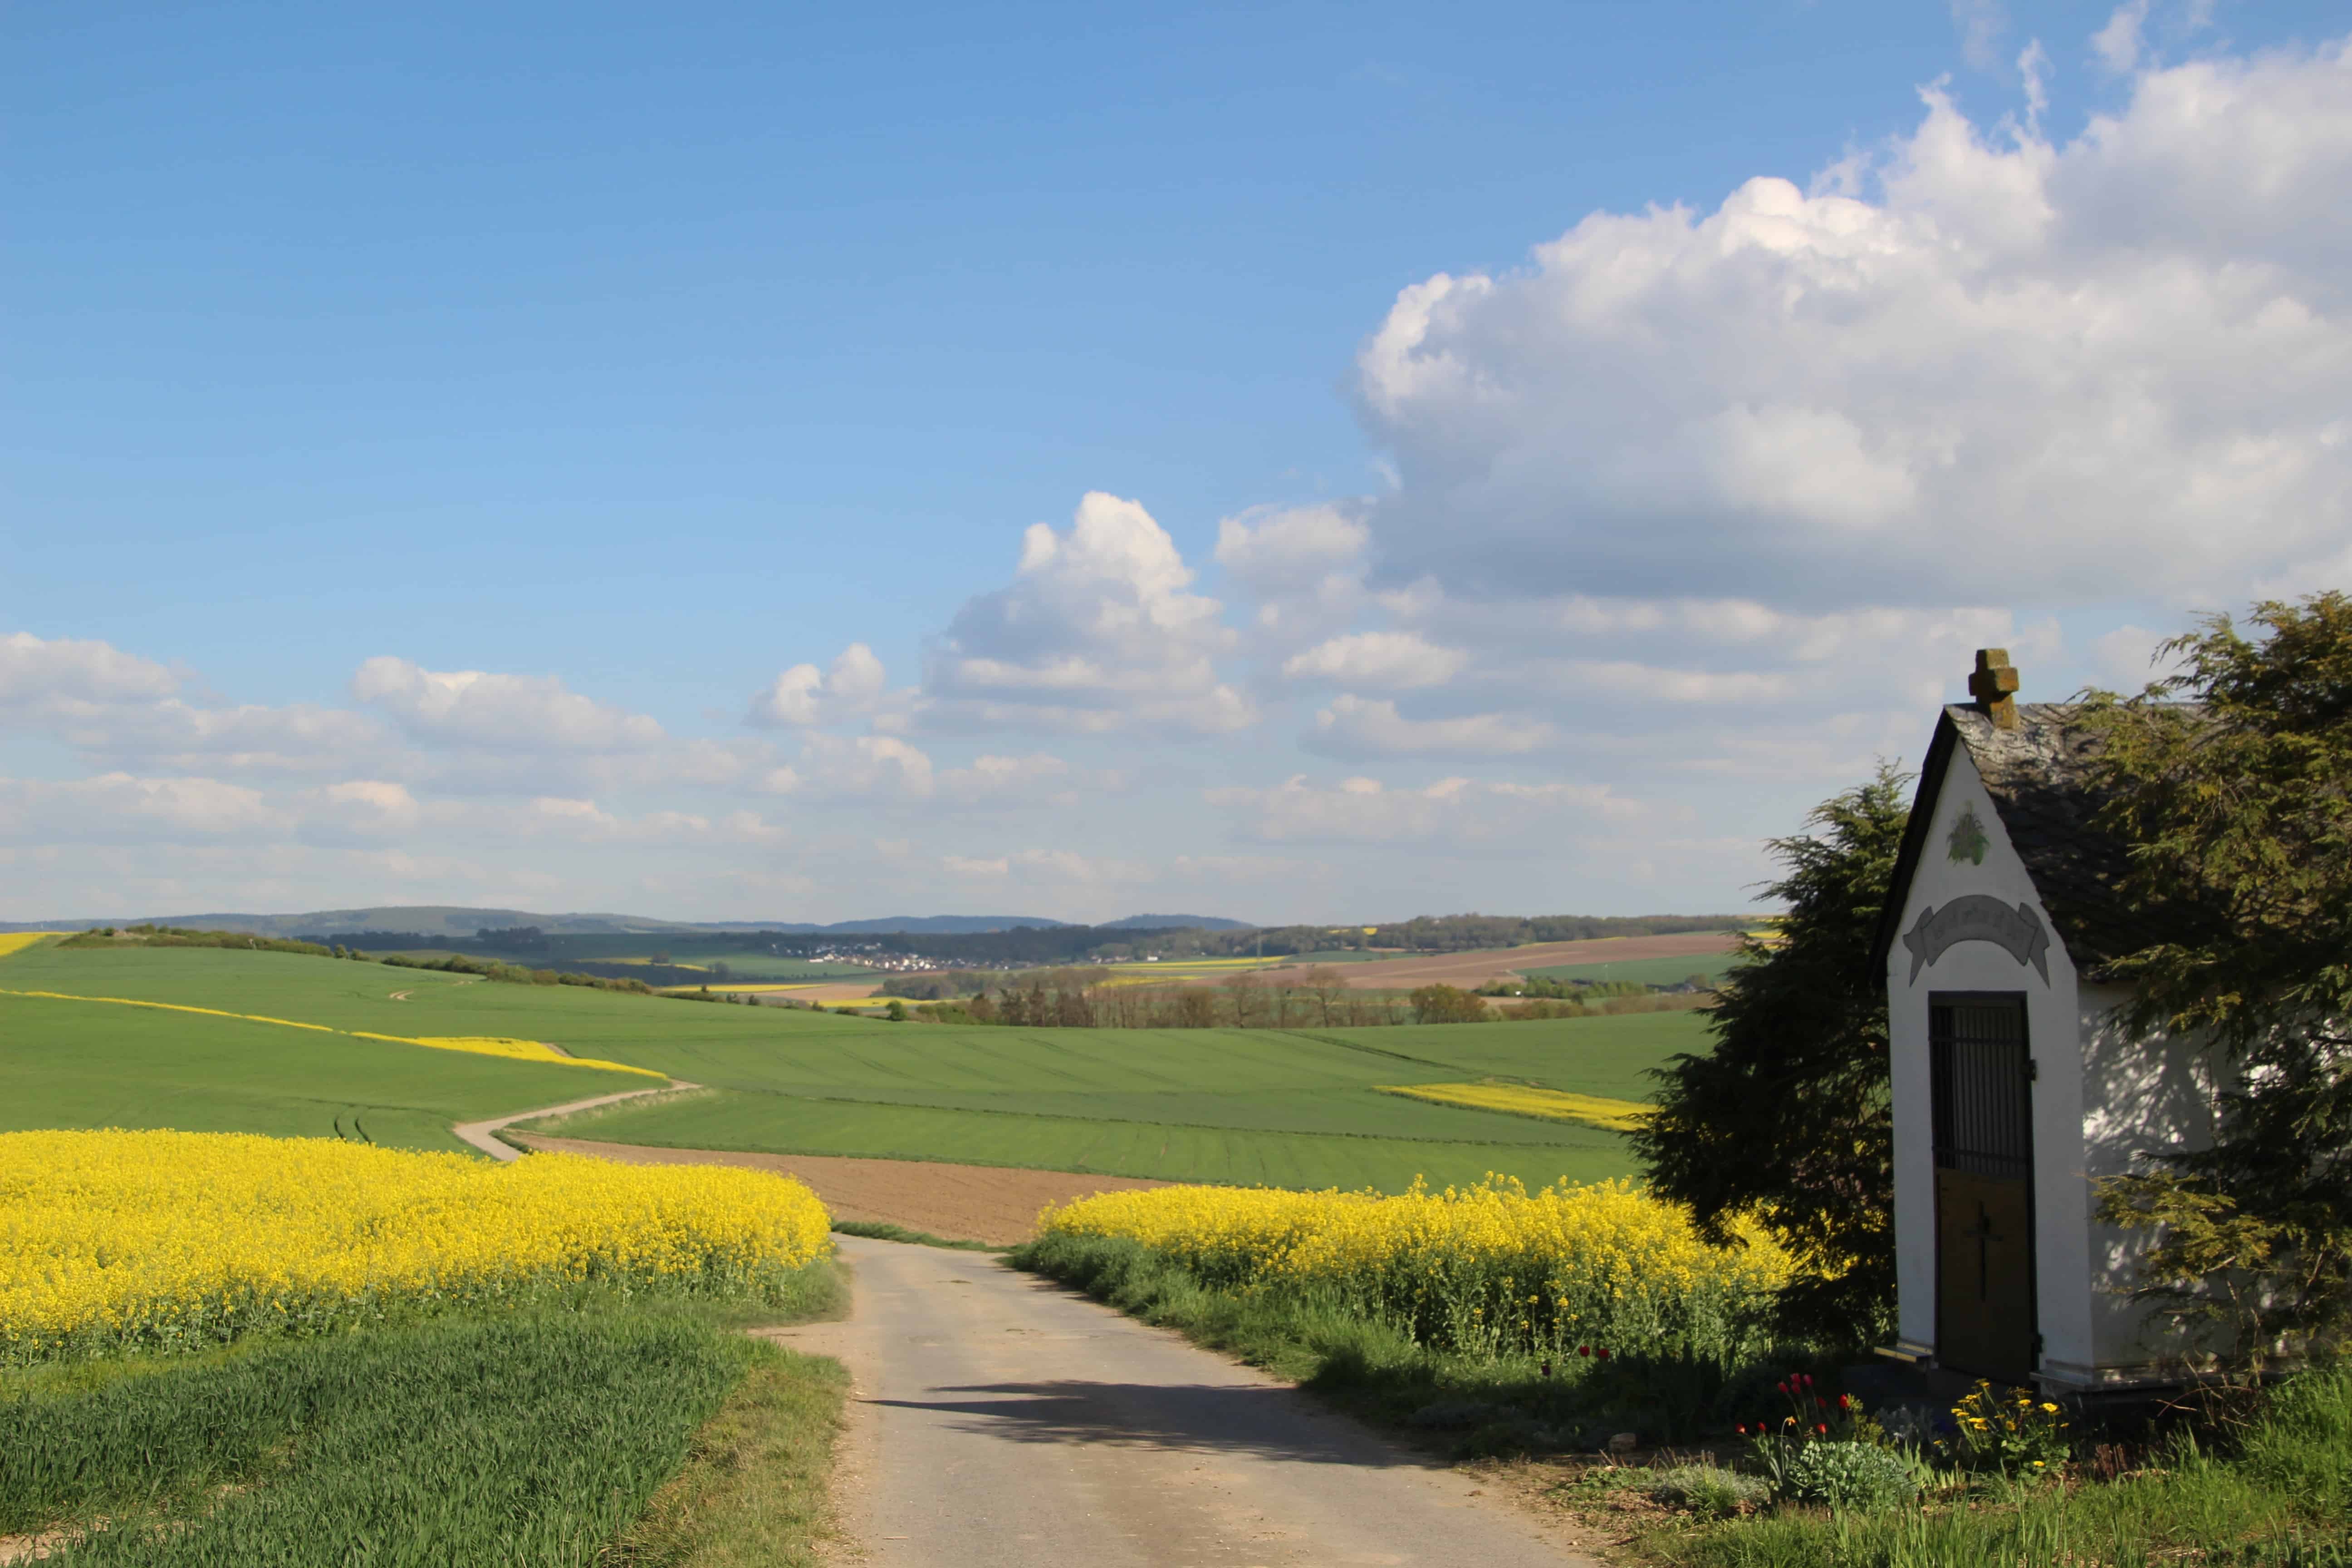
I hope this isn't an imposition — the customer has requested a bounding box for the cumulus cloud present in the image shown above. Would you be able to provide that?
[773,733,936,801]
[0,633,180,714]
[925,492,1256,734]
[1353,37,2352,611]
[941,847,1149,884]
[1310,696,1558,757]
[746,643,888,728]
[353,657,666,752]
[1209,773,1642,845]
[1282,632,1466,690]
[0,773,277,845]
[938,753,1071,804]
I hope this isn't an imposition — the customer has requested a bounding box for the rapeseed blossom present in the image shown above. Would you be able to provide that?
[0,1129,831,1363]
[1040,1176,1786,1360]
[1374,1082,1654,1131]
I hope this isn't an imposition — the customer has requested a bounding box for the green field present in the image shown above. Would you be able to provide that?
[1,938,1705,1188]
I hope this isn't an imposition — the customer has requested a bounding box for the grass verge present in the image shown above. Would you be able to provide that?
[1010,1230,1736,1450]
[608,1340,849,1567]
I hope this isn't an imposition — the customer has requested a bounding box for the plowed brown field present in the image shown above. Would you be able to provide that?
[509,1134,1166,1244]
[1249,929,1742,990]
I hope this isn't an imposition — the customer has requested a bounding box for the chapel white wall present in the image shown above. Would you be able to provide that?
[2078,985,2219,1377]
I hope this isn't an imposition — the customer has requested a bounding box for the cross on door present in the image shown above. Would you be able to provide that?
[1969,649,2021,730]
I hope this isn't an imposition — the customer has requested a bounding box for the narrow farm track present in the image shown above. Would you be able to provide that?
[778,1236,1595,1568]
[451,1082,695,1160]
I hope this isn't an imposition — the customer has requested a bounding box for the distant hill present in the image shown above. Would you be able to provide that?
[1098,913,1254,931]
[714,915,1071,935]
[0,907,1080,938]
[0,907,696,940]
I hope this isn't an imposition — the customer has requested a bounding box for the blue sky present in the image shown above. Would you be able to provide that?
[5,1,2348,922]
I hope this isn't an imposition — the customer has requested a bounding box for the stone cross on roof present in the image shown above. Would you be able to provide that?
[1969,648,2022,730]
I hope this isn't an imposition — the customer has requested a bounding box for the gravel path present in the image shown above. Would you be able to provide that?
[450,1081,693,1160]
[774,1235,1594,1567]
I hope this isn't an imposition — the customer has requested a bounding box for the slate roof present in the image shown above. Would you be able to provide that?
[1871,702,2199,981]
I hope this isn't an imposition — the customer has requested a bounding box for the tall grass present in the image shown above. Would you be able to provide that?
[0,1306,807,1565]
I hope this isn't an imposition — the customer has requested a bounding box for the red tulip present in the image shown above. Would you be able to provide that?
[1735,1424,1748,1435]
[1578,1345,1591,1357]
[1597,1348,1611,1360]
[1838,1394,1851,1410]
[1816,1423,1828,1435]
[1776,1380,1789,1394]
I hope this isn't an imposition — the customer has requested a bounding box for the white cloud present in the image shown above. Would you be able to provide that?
[2091,0,2150,74]
[1353,39,2352,612]
[938,753,1071,803]
[1210,773,1642,845]
[746,643,889,728]
[942,853,1010,878]
[784,733,936,801]
[1214,504,1368,596]
[0,773,277,845]
[1282,632,1466,690]
[941,847,1149,884]
[0,633,179,714]
[926,492,1256,734]
[294,779,425,845]
[353,657,665,752]
[1310,696,1558,757]
[1951,0,2009,69]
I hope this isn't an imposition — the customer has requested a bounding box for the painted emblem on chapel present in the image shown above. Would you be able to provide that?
[1901,895,2051,984]
[1946,804,1989,866]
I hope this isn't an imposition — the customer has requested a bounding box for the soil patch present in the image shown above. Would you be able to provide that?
[509,1136,1167,1244]
[1250,930,1742,991]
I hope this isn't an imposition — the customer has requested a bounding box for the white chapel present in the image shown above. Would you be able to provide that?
[1872,650,2215,1392]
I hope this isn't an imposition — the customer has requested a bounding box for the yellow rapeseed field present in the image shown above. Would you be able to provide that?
[0,1129,832,1363]
[1039,1177,1787,1360]
[1375,1082,1655,1132]
[0,932,63,961]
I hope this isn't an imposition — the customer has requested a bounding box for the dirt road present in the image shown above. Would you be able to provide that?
[512,1134,1167,1244]
[778,1236,1592,1567]
[451,1082,690,1161]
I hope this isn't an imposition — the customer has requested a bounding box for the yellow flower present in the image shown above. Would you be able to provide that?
[1035,1176,1787,1356]
[0,1129,830,1362]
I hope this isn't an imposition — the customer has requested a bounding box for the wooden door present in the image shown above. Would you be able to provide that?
[1931,996,2037,1383]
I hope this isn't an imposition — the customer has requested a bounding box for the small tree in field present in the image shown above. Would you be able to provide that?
[1303,966,1348,1026]
[1408,984,1488,1024]
[2087,593,2352,1369]
[1630,764,1910,1345]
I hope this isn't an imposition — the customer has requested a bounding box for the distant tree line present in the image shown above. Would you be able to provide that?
[379,953,653,994]
[901,969,1713,1029]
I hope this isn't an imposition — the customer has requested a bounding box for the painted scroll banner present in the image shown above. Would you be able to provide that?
[1901,894,2052,984]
